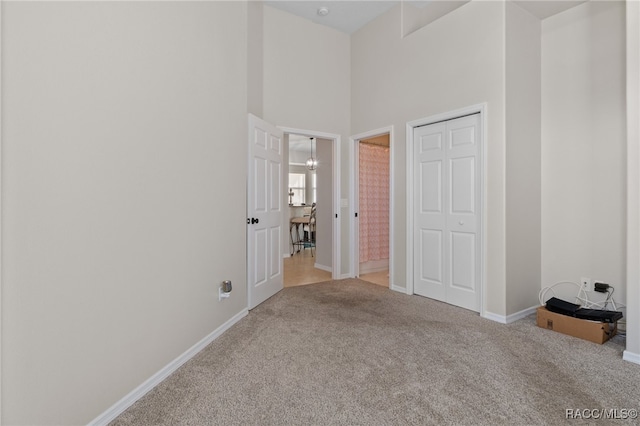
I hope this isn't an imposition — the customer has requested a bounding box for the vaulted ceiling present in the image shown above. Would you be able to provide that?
[265,0,589,34]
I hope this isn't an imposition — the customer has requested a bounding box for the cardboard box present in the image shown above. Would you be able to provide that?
[536,306,617,344]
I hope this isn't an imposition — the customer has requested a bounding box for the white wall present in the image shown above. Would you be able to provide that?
[1,2,248,424]
[401,0,469,38]
[351,2,507,315]
[263,5,351,276]
[247,0,264,117]
[316,139,333,269]
[505,2,542,314]
[626,0,640,361]
[541,2,626,307]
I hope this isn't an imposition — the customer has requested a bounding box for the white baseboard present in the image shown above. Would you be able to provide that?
[88,308,248,426]
[623,350,640,365]
[359,259,389,275]
[314,263,332,273]
[340,273,351,279]
[391,285,406,293]
[506,305,539,323]
[482,311,507,324]
[483,305,538,324]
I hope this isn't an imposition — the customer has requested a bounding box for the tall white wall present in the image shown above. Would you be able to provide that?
[263,5,351,276]
[541,2,626,305]
[1,2,249,424]
[625,0,640,361]
[505,2,541,314]
[351,2,507,315]
[401,0,469,38]
[247,0,264,117]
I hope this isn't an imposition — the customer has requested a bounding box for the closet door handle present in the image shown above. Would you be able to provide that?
[458,221,464,226]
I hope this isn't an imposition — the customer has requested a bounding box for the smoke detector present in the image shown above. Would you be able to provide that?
[317,7,329,16]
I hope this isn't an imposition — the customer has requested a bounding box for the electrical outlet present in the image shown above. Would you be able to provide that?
[581,277,591,292]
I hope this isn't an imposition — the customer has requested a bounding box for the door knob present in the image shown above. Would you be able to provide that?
[251,218,259,224]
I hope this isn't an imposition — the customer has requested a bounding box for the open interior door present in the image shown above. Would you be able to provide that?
[247,114,284,309]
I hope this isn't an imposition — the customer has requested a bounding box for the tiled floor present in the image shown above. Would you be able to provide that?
[283,248,332,287]
[284,248,390,289]
[359,270,389,288]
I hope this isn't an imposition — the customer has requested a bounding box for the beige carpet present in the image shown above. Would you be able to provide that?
[111,279,640,425]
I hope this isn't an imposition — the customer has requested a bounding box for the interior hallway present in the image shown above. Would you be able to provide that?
[284,248,389,288]
[284,248,331,287]
[359,270,389,288]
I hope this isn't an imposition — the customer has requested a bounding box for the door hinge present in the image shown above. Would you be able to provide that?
[335,213,338,218]
[355,212,358,218]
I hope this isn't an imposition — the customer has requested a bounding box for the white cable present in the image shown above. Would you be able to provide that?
[538,281,585,306]
[539,280,626,311]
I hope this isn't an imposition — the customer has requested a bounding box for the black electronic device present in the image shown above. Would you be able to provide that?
[545,297,580,315]
[574,309,623,323]
[545,297,623,323]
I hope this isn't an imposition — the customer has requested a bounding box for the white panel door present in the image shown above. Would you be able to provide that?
[413,122,447,302]
[413,114,480,312]
[248,114,284,309]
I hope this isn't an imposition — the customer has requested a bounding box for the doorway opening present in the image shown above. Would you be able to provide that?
[350,126,395,289]
[246,117,341,309]
[281,128,341,288]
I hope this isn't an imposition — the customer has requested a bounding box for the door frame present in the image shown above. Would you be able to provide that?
[279,126,341,280]
[405,103,487,317]
[349,126,395,290]
[0,3,4,413]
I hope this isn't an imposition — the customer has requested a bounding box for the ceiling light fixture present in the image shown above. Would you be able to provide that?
[306,138,318,171]
[317,7,329,17]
